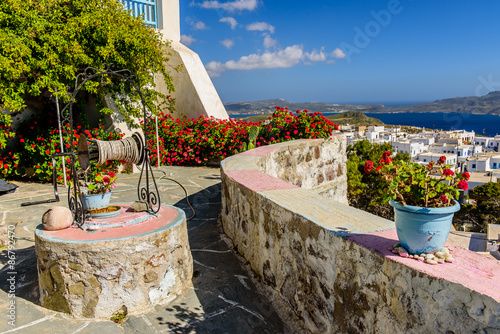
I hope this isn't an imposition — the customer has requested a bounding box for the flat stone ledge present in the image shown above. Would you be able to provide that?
[35,204,193,319]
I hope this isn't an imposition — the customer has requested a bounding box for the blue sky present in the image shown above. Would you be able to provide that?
[179,0,500,105]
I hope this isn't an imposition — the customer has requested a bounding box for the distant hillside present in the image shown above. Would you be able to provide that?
[224,91,500,116]
[224,98,383,115]
[379,91,500,114]
[326,111,384,126]
[235,111,384,127]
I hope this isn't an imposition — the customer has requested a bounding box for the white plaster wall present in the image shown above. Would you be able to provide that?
[156,0,229,120]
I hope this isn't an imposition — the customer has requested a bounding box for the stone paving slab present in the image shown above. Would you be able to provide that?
[0,166,287,333]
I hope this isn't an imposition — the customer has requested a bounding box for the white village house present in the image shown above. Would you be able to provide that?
[119,0,229,120]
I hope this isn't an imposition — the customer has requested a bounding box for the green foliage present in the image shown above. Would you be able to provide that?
[346,140,410,219]
[472,182,500,201]
[1,109,123,181]
[247,125,260,150]
[0,113,13,150]
[0,0,174,121]
[454,182,500,232]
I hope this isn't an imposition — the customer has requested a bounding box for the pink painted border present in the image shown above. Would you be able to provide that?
[348,229,500,301]
[40,205,179,241]
[238,145,282,157]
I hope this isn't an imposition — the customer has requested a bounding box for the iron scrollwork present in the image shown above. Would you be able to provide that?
[22,64,162,226]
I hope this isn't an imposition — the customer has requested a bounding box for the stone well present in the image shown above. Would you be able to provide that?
[35,204,193,319]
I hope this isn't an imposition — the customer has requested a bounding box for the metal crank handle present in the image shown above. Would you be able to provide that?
[21,198,59,207]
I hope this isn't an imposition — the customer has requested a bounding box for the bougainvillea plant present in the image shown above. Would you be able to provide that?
[364,153,469,208]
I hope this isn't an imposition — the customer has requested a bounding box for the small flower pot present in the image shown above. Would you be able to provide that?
[390,200,460,254]
[81,192,112,212]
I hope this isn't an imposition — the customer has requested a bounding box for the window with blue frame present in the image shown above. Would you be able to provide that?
[119,0,158,28]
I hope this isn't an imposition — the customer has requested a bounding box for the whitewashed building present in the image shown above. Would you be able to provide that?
[410,136,435,146]
[366,130,381,142]
[475,137,493,149]
[367,126,385,132]
[415,152,457,166]
[392,141,427,158]
[465,155,492,173]
[490,135,500,152]
[490,155,500,170]
[438,130,475,145]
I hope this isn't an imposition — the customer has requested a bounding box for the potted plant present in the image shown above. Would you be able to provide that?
[80,171,117,213]
[364,153,470,255]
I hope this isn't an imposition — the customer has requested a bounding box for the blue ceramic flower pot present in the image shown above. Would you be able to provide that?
[81,192,111,212]
[389,200,460,254]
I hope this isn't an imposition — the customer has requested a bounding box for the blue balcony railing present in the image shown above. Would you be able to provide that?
[119,0,158,28]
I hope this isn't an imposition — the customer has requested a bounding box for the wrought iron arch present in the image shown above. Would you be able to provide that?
[22,64,161,228]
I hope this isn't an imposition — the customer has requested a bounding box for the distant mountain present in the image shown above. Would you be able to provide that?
[224,98,383,115]
[380,91,500,114]
[327,111,384,126]
[224,91,500,116]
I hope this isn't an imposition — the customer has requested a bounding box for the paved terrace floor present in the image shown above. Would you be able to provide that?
[0,166,287,334]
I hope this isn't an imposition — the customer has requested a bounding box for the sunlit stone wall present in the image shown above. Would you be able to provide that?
[220,138,500,334]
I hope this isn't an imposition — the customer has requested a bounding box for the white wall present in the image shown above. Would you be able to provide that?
[156,0,229,120]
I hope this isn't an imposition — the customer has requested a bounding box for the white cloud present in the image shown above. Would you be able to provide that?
[186,17,209,31]
[220,39,235,49]
[220,17,238,30]
[331,48,346,58]
[195,0,259,12]
[181,35,197,46]
[305,49,327,62]
[246,22,275,34]
[263,33,277,48]
[205,45,304,77]
[193,21,208,30]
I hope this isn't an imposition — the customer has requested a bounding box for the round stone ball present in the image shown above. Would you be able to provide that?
[42,206,73,231]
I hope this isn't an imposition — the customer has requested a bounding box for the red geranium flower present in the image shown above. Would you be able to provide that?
[441,194,448,203]
[457,180,468,191]
[364,160,374,174]
[443,169,454,177]
[462,172,470,181]
[438,156,446,164]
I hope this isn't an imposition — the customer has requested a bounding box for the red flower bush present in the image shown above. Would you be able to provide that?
[143,107,338,166]
[1,111,123,182]
[2,107,337,180]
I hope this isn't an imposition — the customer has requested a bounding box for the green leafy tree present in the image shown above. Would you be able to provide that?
[346,140,410,219]
[0,0,175,126]
[454,182,500,232]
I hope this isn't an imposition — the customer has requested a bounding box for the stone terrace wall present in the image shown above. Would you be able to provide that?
[220,137,500,334]
[258,137,348,204]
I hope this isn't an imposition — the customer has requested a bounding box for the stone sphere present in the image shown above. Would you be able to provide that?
[42,206,73,231]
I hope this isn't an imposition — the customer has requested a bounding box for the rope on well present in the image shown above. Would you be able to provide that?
[96,137,141,165]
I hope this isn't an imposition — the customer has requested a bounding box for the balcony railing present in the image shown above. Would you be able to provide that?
[119,0,158,28]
